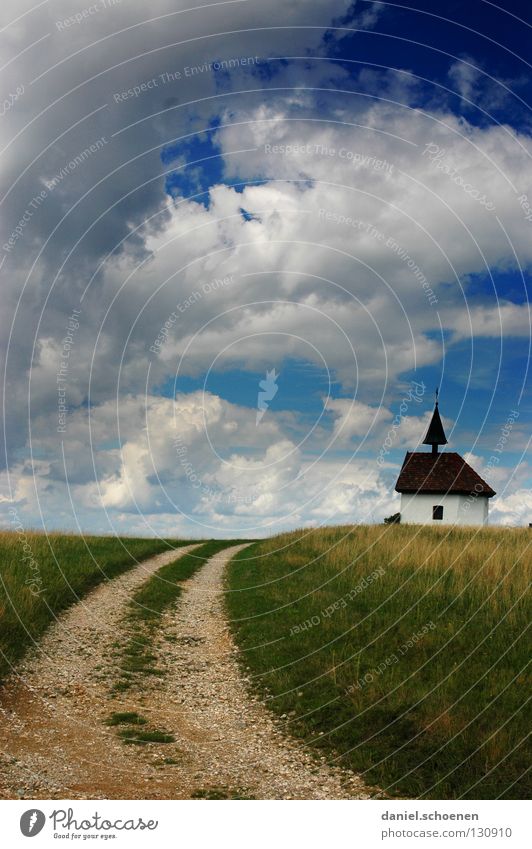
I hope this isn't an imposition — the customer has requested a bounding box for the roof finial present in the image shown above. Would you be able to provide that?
[435,386,439,405]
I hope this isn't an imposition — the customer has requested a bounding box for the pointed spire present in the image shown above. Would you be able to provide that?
[423,388,448,454]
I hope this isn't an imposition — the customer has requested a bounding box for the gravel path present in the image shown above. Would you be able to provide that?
[149,544,370,799]
[0,543,370,799]
[0,544,199,799]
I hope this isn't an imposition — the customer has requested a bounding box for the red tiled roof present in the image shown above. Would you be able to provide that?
[395,451,496,497]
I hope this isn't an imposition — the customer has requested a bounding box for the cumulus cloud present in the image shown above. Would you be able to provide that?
[1,0,530,534]
[1,388,401,535]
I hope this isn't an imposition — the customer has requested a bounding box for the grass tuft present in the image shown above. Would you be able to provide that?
[106,711,147,726]
[118,728,175,745]
[191,786,255,799]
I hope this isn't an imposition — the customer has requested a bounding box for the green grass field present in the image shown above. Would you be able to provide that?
[0,531,193,681]
[226,524,531,800]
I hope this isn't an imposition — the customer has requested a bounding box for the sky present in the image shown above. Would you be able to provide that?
[0,0,530,538]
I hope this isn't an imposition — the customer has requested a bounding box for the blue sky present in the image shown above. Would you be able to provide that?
[1,0,530,535]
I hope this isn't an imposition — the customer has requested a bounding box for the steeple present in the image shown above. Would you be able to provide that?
[423,388,448,454]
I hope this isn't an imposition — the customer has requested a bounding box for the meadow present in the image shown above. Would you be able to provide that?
[0,531,193,681]
[226,524,531,799]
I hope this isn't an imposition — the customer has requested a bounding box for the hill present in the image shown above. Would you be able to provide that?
[226,524,531,799]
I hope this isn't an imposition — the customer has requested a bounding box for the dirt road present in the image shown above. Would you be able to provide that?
[0,544,369,799]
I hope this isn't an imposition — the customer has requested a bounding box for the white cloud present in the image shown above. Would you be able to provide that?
[1,387,401,535]
[326,397,392,442]
[490,489,532,526]
[1,2,530,533]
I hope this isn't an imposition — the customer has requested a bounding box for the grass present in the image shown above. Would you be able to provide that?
[106,712,147,726]
[191,786,255,799]
[118,728,175,745]
[0,531,193,681]
[114,539,244,690]
[106,711,176,746]
[106,711,176,747]
[226,524,531,800]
